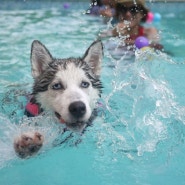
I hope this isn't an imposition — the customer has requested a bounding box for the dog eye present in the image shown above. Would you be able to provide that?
[52,83,63,90]
[81,81,90,88]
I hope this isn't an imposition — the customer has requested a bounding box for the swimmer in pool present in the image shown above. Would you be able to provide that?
[100,0,163,50]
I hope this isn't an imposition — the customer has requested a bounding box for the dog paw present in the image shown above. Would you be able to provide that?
[14,132,44,158]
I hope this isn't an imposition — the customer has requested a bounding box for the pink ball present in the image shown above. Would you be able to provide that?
[147,12,154,23]
[135,36,149,49]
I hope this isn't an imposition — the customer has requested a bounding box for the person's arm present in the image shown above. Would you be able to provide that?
[144,27,160,43]
[112,22,128,36]
[144,27,163,50]
[99,22,127,38]
[99,6,114,17]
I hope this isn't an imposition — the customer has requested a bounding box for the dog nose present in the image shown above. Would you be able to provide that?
[69,101,86,118]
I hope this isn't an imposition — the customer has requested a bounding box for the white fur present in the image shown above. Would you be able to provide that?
[37,62,99,124]
[13,40,103,158]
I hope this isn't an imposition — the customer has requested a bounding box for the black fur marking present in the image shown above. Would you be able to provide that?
[32,60,59,94]
[32,58,103,97]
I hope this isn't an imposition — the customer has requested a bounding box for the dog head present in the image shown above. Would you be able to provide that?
[30,40,103,131]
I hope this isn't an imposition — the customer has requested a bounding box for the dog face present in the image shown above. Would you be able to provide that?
[30,40,103,131]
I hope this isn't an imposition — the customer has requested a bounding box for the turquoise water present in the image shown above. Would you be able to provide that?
[0,1,185,185]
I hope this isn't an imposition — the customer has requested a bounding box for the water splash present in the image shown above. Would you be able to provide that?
[0,111,72,169]
[99,49,185,159]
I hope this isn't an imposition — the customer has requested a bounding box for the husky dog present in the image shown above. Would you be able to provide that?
[14,40,103,158]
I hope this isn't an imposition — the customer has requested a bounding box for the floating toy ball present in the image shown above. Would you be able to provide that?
[147,12,154,23]
[135,36,149,49]
[153,13,161,22]
[63,3,70,9]
[141,46,154,60]
[140,46,152,52]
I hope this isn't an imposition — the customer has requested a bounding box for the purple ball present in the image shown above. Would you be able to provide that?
[135,36,149,49]
[63,3,70,9]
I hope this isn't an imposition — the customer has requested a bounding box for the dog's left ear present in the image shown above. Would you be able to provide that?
[83,40,103,77]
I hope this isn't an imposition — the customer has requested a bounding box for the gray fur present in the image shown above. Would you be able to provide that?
[32,41,103,98]
[13,40,104,158]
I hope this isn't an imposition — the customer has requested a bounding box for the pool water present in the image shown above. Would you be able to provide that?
[0,1,185,185]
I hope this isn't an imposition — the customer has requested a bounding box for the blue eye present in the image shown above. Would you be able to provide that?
[81,81,90,88]
[52,83,63,90]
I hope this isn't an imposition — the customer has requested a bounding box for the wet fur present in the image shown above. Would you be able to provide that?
[14,40,103,158]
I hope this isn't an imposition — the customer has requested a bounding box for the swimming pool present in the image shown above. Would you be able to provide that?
[0,1,185,185]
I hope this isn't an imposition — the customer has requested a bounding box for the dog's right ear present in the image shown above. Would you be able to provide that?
[31,40,53,78]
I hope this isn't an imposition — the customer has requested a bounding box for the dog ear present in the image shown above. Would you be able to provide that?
[83,40,103,77]
[31,40,53,78]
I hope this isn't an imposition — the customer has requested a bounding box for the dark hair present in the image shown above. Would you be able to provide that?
[115,3,149,22]
[91,0,103,6]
